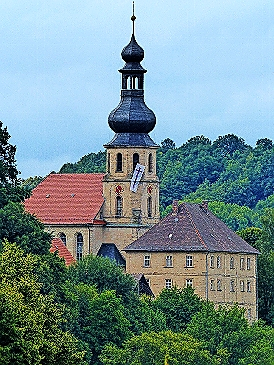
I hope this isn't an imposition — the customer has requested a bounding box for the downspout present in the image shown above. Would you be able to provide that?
[88,225,91,255]
[205,252,209,301]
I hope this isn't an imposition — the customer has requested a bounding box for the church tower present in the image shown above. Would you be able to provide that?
[103,10,160,232]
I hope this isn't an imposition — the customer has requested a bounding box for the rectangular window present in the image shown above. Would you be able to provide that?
[217,256,221,268]
[240,280,245,292]
[186,279,193,288]
[240,258,245,270]
[247,309,252,320]
[166,255,173,267]
[247,257,251,270]
[210,279,215,291]
[144,255,150,267]
[230,280,235,292]
[146,278,150,287]
[186,255,193,267]
[247,281,251,292]
[217,279,222,291]
[210,255,214,268]
[165,279,172,289]
[230,257,235,269]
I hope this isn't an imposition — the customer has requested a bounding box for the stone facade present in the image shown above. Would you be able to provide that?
[126,250,258,321]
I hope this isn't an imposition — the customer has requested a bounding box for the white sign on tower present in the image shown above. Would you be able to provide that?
[130,163,145,193]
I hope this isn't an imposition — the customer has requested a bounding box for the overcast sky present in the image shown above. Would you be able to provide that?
[1,1,273,178]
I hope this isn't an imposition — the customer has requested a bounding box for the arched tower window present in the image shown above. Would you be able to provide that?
[116,153,122,172]
[60,233,66,246]
[107,153,110,173]
[133,153,139,170]
[147,197,152,218]
[148,153,153,173]
[76,233,83,261]
[131,76,136,89]
[116,196,123,217]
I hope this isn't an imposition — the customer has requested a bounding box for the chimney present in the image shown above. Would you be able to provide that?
[172,200,179,215]
[200,200,208,212]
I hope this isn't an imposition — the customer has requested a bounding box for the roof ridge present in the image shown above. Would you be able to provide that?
[183,202,208,250]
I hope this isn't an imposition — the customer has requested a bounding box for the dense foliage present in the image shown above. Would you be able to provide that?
[52,134,274,231]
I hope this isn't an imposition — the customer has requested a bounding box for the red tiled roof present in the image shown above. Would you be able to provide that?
[24,173,105,225]
[125,202,259,254]
[50,238,76,266]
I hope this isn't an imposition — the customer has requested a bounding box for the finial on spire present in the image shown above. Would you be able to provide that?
[131,1,136,35]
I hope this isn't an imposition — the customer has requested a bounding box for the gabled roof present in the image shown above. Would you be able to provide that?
[125,202,259,254]
[50,238,76,266]
[24,173,105,225]
[97,243,126,267]
[132,273,154,297]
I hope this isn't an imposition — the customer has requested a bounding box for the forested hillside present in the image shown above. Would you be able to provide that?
[55,134,274,230]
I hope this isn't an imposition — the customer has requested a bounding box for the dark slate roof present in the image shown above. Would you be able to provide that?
[97,243,126,267]
[124,202,259,254]
[132,273,154,297]
[105,132,158,148]
[121,34,144,63]
[108,90,156,134]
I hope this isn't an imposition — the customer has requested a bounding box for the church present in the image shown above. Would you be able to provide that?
[25,14,259,321]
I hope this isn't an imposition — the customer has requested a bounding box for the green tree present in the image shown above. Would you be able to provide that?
[0,242,87,365]
[153,286,203,332]
[20,175,43,191]
[59,151,106,173]
[186,303,248,359]
[0,201,51,255]
[0,122,29,208]
[160,138,176,153]
[100,331,222,365]
[67,255,136,303]
[212,134,249,157]
[237,227,262,247]
[62,282,131,364]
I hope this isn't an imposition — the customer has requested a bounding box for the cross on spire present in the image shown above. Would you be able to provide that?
[131,1,136,35]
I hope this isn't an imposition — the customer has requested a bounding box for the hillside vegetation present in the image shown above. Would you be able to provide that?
[55,134,274,230]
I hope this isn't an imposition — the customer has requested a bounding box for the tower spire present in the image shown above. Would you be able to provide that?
[131,1,136,35]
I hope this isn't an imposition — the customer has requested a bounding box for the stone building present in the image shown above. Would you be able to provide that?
[25,17,259,320]
[125,201,259,321]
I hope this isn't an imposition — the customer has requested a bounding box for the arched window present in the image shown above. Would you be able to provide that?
[60,233,66,246]
[131,76,136,89]
[148,153,153,173]
[133,153,139,170]
[107,153,110,173]
[76,233,83,261]
[116,153,122,172]
[147,197,152,218]
[116,196,123,217]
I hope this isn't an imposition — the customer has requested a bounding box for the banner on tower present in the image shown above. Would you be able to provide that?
[130,163,145,193]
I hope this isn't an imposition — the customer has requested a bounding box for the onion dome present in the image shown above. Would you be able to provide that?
[108,90,156,134]
[108,33,156,136]
[121,35,144,63]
